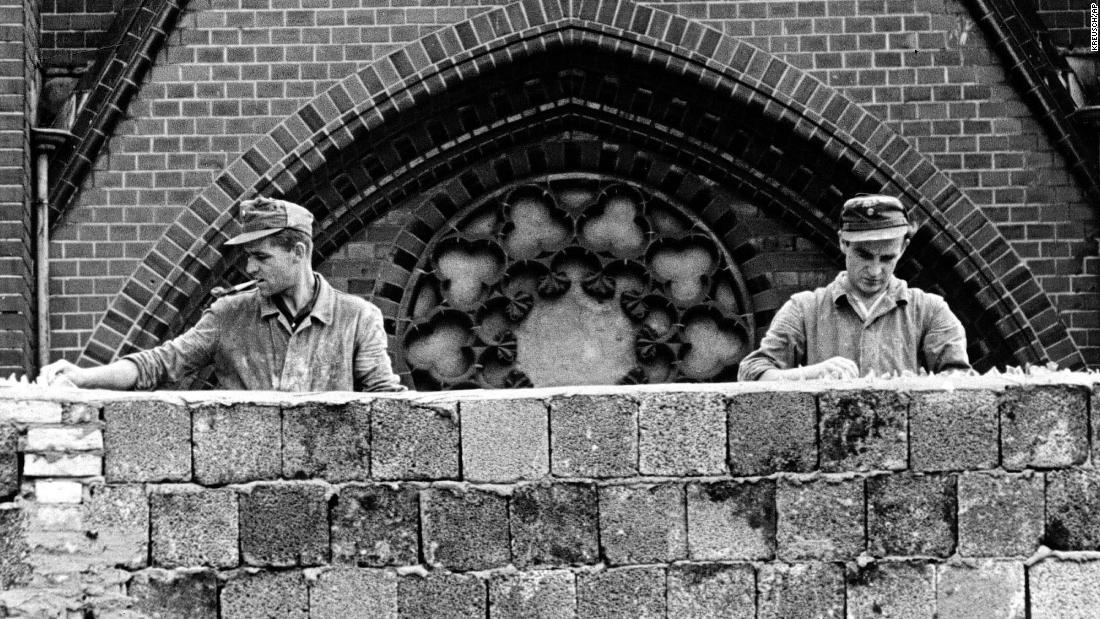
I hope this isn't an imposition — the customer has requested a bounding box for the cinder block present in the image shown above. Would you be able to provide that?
[909,390,998,471]
[128,568,218,619]
[550,394,637,478]
[150,486,238,568]
[638,391,725,476]
[1045,468,1100,550]
[957,471,1043,557]
[331,484,419,567]
[489,570,575,619]
[1000,384,1088,470]
[84,483,148,569]
[867,473,956,557]
[576,566,666,618]
[240,482,329,567]
[1029,558,1100,617]
[727,391,817,475]
[398,572,486,618]
[757,562,844,619]
[846,561,935,617]
[282,402,370,482]
[104,399,190,482]
[0,422,16,499]
[461,398,548,482]
[667,563,755,619]
[819,390,908,472]
[686,479,775,560]
[422,486,510,570]
[0,504,29,589]
[221,569,308,619]
[510,482,599,568]
[936,561,1025,619]
[776,477,864,561]
[371,399,459,480]
[309,567,397,619]
[599,483,686,565]
[193,403,280,485]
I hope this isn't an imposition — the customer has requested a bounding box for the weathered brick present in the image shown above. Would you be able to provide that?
[638,391,725,475]
[576,566,666,618]
[84,482,148,569]
[667,563,755,619]
[26,426,102,451]
[128,568,218,619]
[221,569,308,619]
[1029,558,1100,617]
[909,389,998,471]
[0,400,62,424]
[23,452,101,477]
[331,483,419,567]
[1000,384,1088,470]
[489,569,575,619]
[867,473,956,557]
[309,567,397,619]
[776,477,864,561]
[510,482,599,568]
[104,399,190,482]
[0,504,29,589]
[819,390,908,472]
[0,422,16,499]
[847,561,935,617]
[550,394,637,478]
[1045,468,1100,550]
[758,562,844,619]
[422,486,509,570]
[282,402,370,482]
[727,390,817,475]
[397,572,486,618]
[686,479,775,560]
[957,471,1043,557]
[461,397,548,482]
[936,561,1025,619]
[193,403,280,485]
[599,483,686,565]
[371,399,459,480]
[240,482,329,567]
[150,486,238,568]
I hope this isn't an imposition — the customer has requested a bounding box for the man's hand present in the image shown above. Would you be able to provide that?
[759,356,859,381]
[37,359,140,390]
[38,359,84,388]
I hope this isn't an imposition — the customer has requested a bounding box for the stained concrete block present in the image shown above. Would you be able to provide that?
[397,572,486,618]
[371,399,459,480]
[0,423,17,500]
[846,561,935,618]
[686,479,775,560]
[909,390,998,471]
[550,394,637,478]
[422,486,510,570]
[598,483,686,565]
[776,477,864,561]
[239,482,329,567]
[282,402,370,481]
[150,486,239,568]
[309,567,397,619]
[667,563,755,619]
[510,482,599,568]
[819,390,908,472]
[1029,558,1100,618]
[221,569,308,619]
[489,570,575,619]
[867,473,956,557]
[576,566,666,618]
[461,398,548,482]
[1000,384,1088,470]
[0,504,29,589]
[84,483,149,569]
[727,391,817,475]
[957,471,1043,557]
[638,391,725,476]
[1045,468,1100,550]
[192,403,280,485]
[936,561,1026,619]
[331,484,420,566]
[104,399,191,482]
[128,568,218,619]
[757,562,844,619]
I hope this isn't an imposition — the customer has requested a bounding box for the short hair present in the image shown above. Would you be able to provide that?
[266,227,313,254]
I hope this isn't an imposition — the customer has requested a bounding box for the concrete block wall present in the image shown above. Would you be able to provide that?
[1,376,1099,616]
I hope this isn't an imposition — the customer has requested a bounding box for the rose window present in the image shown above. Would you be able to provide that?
[399,179,754,390]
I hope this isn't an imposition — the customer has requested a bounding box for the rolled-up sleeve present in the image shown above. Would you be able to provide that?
[922,296,971,373]
[737,296,807,381]
[354,304,406,392]
[122,307,219,390]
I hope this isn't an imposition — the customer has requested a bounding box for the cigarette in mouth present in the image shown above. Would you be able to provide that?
[211,280,258,298]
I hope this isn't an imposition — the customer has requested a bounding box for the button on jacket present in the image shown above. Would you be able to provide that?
[124,273,405,392]
[737,272,971,381]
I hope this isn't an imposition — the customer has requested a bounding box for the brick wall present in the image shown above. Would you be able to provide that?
[1,376,1099,616]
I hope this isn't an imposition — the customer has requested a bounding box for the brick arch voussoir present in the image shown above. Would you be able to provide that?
[79,0,1081,369]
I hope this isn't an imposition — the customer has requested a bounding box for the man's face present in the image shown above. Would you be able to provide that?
[243,237,303,297]
[840,234,908,298]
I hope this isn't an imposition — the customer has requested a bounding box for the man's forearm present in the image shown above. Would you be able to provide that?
[71,360,140,390]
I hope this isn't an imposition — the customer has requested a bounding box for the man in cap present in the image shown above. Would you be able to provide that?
[738,194,971,380]
[40,197,405,391]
